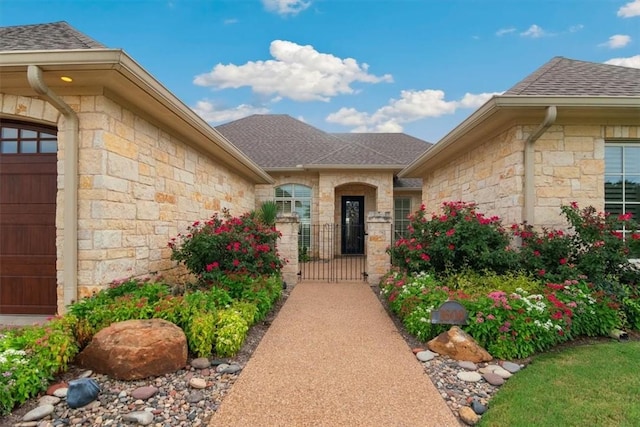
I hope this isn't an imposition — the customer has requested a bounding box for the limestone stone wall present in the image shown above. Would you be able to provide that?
[422,125,525,225]
[1,93,256,310]
[422,123,640,230]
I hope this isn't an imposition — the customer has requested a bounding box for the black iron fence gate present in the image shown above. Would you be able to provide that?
[298,223,367,282]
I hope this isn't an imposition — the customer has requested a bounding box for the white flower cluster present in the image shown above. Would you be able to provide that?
[521,294,547,313]
[533,319,563,332]
[0,348,27,366]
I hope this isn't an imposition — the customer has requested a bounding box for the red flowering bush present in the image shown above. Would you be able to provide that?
[512,203,640,286]
[169,209,284,282]
[387,201,518,276]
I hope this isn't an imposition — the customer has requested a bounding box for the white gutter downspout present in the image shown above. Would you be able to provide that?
[524,105,557,225]
[27,65,78,312]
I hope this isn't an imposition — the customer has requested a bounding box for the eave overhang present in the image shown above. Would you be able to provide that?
[399,95,640,178]
[0,49,273,184]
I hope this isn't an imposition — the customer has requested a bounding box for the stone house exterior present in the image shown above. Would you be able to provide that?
[216,115,431,284]
[400,57,640,231]
[0,22,272,318]
[0,22,431,319]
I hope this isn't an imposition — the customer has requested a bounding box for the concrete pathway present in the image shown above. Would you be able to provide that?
[209,281,460,426]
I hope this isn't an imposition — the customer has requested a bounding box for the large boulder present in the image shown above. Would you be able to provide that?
[427,326,492,363]
[77,319,187,380]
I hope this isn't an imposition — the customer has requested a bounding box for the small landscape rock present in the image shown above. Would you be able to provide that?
[38,395,61,406]
[492,367,512,379]
[219,364,242,374]
[53,388,68,398]
[482,372,505,386]
[189,377,207,389]
[501,361,521,373]
[457,361,478,371]
[46,382,67,396]
[471,399,487,415]
[412,347,425,354]
[67,378,100,409]
[122,411,154,426]
[457,371,482,382]
[23,404,55,422]
[186,391,204,403]
[131,386,158,400]
[215,363,230,373]
[459,406,480,425]
[191,358,211,369]
[416,350,436,362]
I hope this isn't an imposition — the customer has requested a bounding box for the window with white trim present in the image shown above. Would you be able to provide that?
[394,197,412,239]
[275,184,312,250]
[605,142,640,256]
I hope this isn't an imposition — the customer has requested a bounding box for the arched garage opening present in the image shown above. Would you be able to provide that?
[0,120,57,314]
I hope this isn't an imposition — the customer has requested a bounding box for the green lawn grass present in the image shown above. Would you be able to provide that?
[479,340,640,427]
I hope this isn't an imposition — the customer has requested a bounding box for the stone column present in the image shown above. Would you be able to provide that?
[276,214,299,288]
[366,211,392,285]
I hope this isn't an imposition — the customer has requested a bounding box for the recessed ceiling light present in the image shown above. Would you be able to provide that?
[60,76,73,82]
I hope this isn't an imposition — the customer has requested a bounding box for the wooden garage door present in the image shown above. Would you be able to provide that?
[0,122,57,314]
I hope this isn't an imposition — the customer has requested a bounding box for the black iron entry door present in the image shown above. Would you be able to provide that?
[341,196,364,255]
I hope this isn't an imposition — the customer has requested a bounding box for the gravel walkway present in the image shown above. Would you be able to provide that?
[209,281,460,427]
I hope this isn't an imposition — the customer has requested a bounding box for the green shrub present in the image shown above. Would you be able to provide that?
[231,301,259,326]
[184,311,217,358]
[0,316,78,415]
[215,309,249,357]
[442,270,546,296]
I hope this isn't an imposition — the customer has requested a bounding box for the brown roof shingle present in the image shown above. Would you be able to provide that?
[505,56,640,96]
[0,21,105,51]
[216,115,432,169]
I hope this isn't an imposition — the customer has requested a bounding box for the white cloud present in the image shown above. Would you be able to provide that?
[605,54,640,68]
[568,24,584,33]
[192,100,269,124]
[600,34,632,49]
[520,24,546,38]
[496,27,516,36]
[458,92,502,108]
[224,18,238,25]
[262,0,311,16]
[193,40,393,102]
[326,90,502,133]
[618,0,640,17]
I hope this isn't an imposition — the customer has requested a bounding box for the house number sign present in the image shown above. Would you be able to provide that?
[430,300,468,325]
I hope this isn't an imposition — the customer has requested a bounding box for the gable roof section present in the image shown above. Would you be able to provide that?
[506,56,640,96]
[0,21,105,51]
[331,133,432,164]
[215,115,344,168]
[216,115,432,170]
[400,57,640,178]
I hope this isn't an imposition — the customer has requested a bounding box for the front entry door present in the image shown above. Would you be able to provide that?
[341,196,364,255]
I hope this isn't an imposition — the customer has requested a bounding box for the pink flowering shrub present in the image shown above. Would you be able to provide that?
[381,271,623,359]
[169,209,284,283]
[387,201,518,276]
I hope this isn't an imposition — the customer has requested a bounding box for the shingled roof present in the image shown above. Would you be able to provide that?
[505,56,640,96]
[0,21,105,51]
[216,115,432,169]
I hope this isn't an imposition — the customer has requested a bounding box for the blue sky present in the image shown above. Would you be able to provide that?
[1,0,639,142]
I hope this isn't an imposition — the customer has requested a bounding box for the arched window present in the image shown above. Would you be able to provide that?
[275,184,312,250]
[0,121,58,154]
